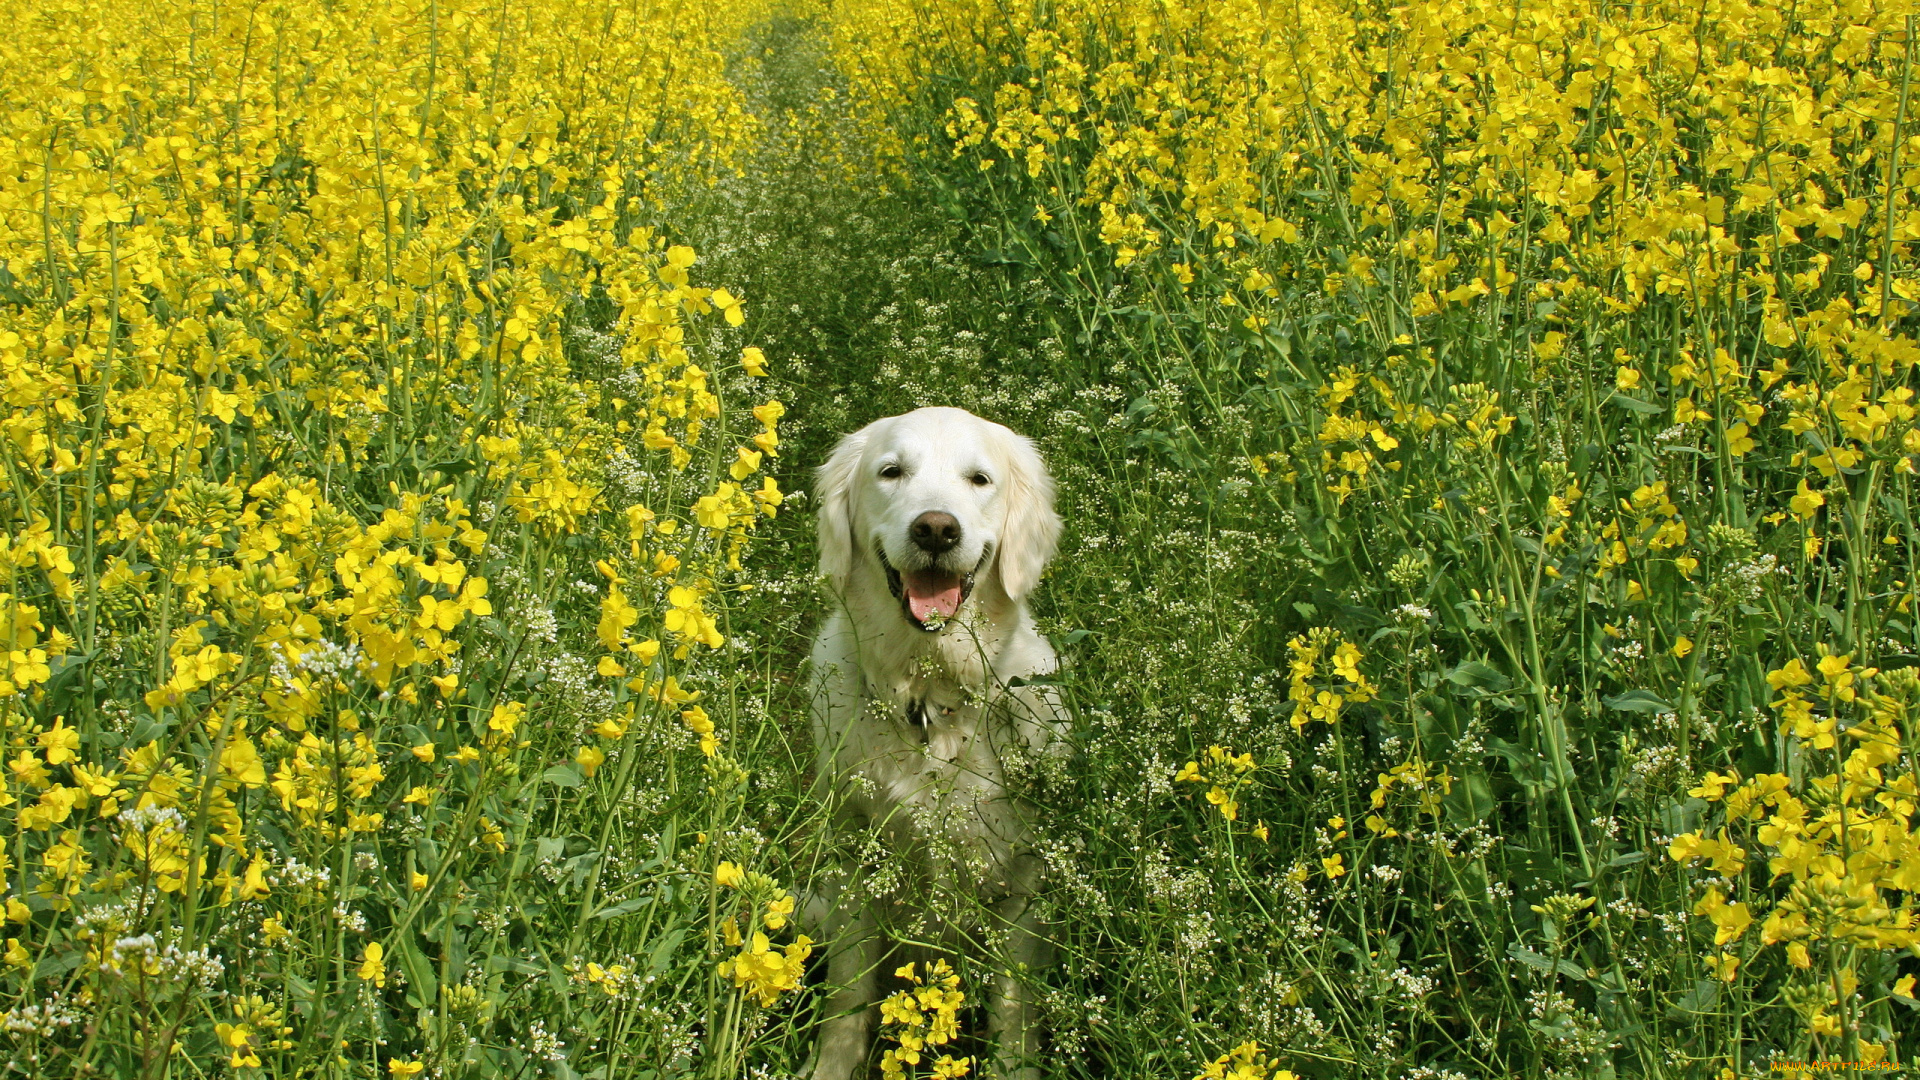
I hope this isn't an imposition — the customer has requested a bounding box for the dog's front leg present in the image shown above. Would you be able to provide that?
[812,887,880,1080]
[987,892,1048,1080]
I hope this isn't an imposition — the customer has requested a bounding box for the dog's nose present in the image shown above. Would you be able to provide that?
[909,511,961,554]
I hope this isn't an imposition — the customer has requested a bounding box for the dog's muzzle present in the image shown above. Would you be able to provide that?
[879,543,989,632]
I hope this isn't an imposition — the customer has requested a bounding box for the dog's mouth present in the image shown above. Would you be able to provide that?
[880,546,985,632]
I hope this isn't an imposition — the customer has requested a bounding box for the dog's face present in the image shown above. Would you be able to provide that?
[816,407,1060,631]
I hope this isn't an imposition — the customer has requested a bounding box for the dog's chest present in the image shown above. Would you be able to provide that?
[850,664,1023,846]
[866,667,992,788]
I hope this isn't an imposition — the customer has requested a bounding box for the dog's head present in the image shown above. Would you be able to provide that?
[816,407,1060,631]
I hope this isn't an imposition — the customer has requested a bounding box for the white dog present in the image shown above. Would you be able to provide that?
[808,407,1065,1080]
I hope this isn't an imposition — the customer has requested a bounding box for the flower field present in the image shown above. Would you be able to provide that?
[0,0,795,1074]
[6,0,1920,1077]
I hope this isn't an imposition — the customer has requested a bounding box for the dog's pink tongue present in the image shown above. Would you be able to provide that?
[904,569,963,623]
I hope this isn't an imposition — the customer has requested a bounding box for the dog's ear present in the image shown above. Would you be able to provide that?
[996,430,1061,600]
[815,427,870,593]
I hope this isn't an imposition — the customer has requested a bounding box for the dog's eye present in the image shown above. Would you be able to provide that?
[879,463,903,479]
[970,472,992,487]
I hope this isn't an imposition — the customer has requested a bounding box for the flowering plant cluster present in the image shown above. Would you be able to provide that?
[1669,657,1920,1058]
[0,0,806,1074]
[877,960,972,1080]
[800,0,1920,1072]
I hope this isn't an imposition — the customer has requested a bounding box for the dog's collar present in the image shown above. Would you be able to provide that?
[906,697,957,727]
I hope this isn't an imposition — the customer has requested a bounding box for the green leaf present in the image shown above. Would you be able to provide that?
[395,932,438,1009]
[591,895,654,921]
[1661,798,1706,837]
[1668,978,1721,1016]
[1324,933,1363,961]
[1603,689,1673,714]
[485,954,545,976]
[566,850,603,890]
[1507,942,1587,981]
[647,928,686,974]
[426,457,478,476]
[32,946,86,981]
[1818,602,1846,637]
[1442,767,1496,824]
[1445,660,1512,695]
[541,765,584,789]
[1607,394,1665,415]
[1487,737,1552,789]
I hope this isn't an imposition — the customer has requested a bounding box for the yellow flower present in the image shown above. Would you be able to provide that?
[710,287,746,326]
[1194,1040,1293,1080]
[695,493,732,530]
[488,702,526,735]
[1691,888,1752,945]
[240,856,271,901]
[1766,658,1812,690]
[1790,480,1825,519]
[595,711,631,740]
[718,931,813,1007]
[358,942,386,987]
[479,818,508,853]
[1706,952,1739,982]
[714,861,744,888]
[1205,786,1239,821]
[216,1023,261,1068]
[598,586,640,650]
[1687,772,1736,801]
[36,717,79,766]
[10,751,50,789]
[575,746,606,778]
[730,447,765,481]
[764,894,796,930]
